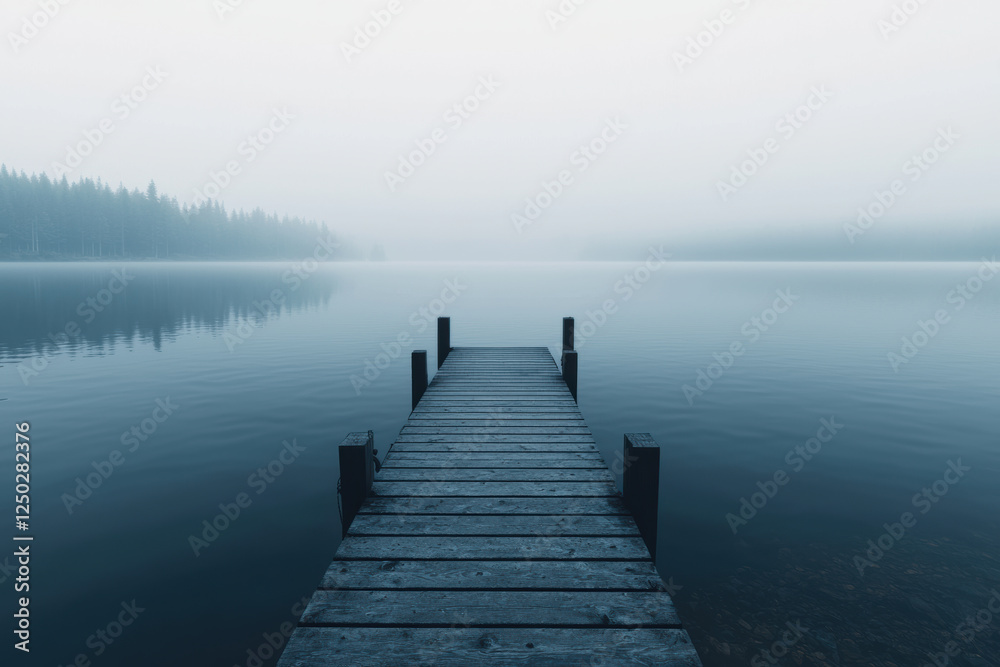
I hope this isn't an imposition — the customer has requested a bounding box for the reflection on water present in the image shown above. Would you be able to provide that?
[1,261,998,667]
[0,262,337,355]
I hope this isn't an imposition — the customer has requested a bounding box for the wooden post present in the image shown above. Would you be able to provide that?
[437,317,451,369]
[622,433,660,560]
[412,350,428,411]
[338,431,374,539]
[562,350,578,402]
[562,317,575,353]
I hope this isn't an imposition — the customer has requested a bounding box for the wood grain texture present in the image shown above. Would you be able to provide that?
[372,481,618,497]
[386,442,599,453]
[333,536,652,560]
[277,627,702,667]
[299,590,680,626]
[320,559,666,590]
[358,496,630,515]
[376,468,613,482]
[279,346,702,666]
[346,514,639,536]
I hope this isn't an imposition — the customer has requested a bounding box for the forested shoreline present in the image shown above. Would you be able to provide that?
[0,166,336,260]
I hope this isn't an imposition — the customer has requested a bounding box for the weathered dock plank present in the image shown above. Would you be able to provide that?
[372,481,619,497]
[299,590,681,626]
[278,628,701,666]
[278,344,702,666]
[346,514,640,536]
[320,559,665,590]
[358,496,630,515]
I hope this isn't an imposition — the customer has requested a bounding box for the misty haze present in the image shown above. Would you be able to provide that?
[2,2,998,666]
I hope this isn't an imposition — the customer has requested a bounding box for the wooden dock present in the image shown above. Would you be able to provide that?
[278,321,703,666]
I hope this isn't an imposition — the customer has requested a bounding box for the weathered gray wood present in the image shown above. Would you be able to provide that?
[409,411,584,419]
[437,317,451,369]
[278,627,701,666]
[299,590,678,626]
[561,349,578,402]
[384,452,603,468]
[359,496,630,515]
[338,432,374,539]
[376,468,613,482]
[320,559,665,590]
[335,536,652,560]
[623,433,661,560]
[401,427,592,436]
[413,401,583,419]
[279,346,701,667]
[372,481,617,497]
[411,350,428,411]
[347,514,639,536]
[386,442,598,453]
[406,420,585,427]
[394,434,596,443]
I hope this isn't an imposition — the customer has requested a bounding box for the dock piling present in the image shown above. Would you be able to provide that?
[622,433,661,559]
[562,316,575,353]
[338,431,375,539]
[411,350,428,411]
[562,350,578,402]
[437,317,451,369]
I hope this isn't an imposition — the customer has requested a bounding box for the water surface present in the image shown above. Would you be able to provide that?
[2,260,998,666]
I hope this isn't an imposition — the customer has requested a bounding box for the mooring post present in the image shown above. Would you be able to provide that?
[562,317,575,353]
[412,350,428,411]
[338,431,375,539]
[562,350,578,402]
[622,433,660,559]
[437,317,451,369]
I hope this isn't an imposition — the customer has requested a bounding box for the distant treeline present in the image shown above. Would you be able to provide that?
[0,166,336,260]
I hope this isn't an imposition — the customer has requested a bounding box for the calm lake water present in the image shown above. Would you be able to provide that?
[2,260,998,666]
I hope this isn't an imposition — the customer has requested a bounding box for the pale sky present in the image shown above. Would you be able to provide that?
[3,0,998,259]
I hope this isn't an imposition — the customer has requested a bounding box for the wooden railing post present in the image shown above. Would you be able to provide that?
[562,350,578,402]
[338,431,375,538]
[437,317,451,369]
[622,433,660,559]
[412,350,428,410]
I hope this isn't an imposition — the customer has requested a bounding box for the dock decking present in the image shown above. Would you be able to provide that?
[278,343,703,665]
